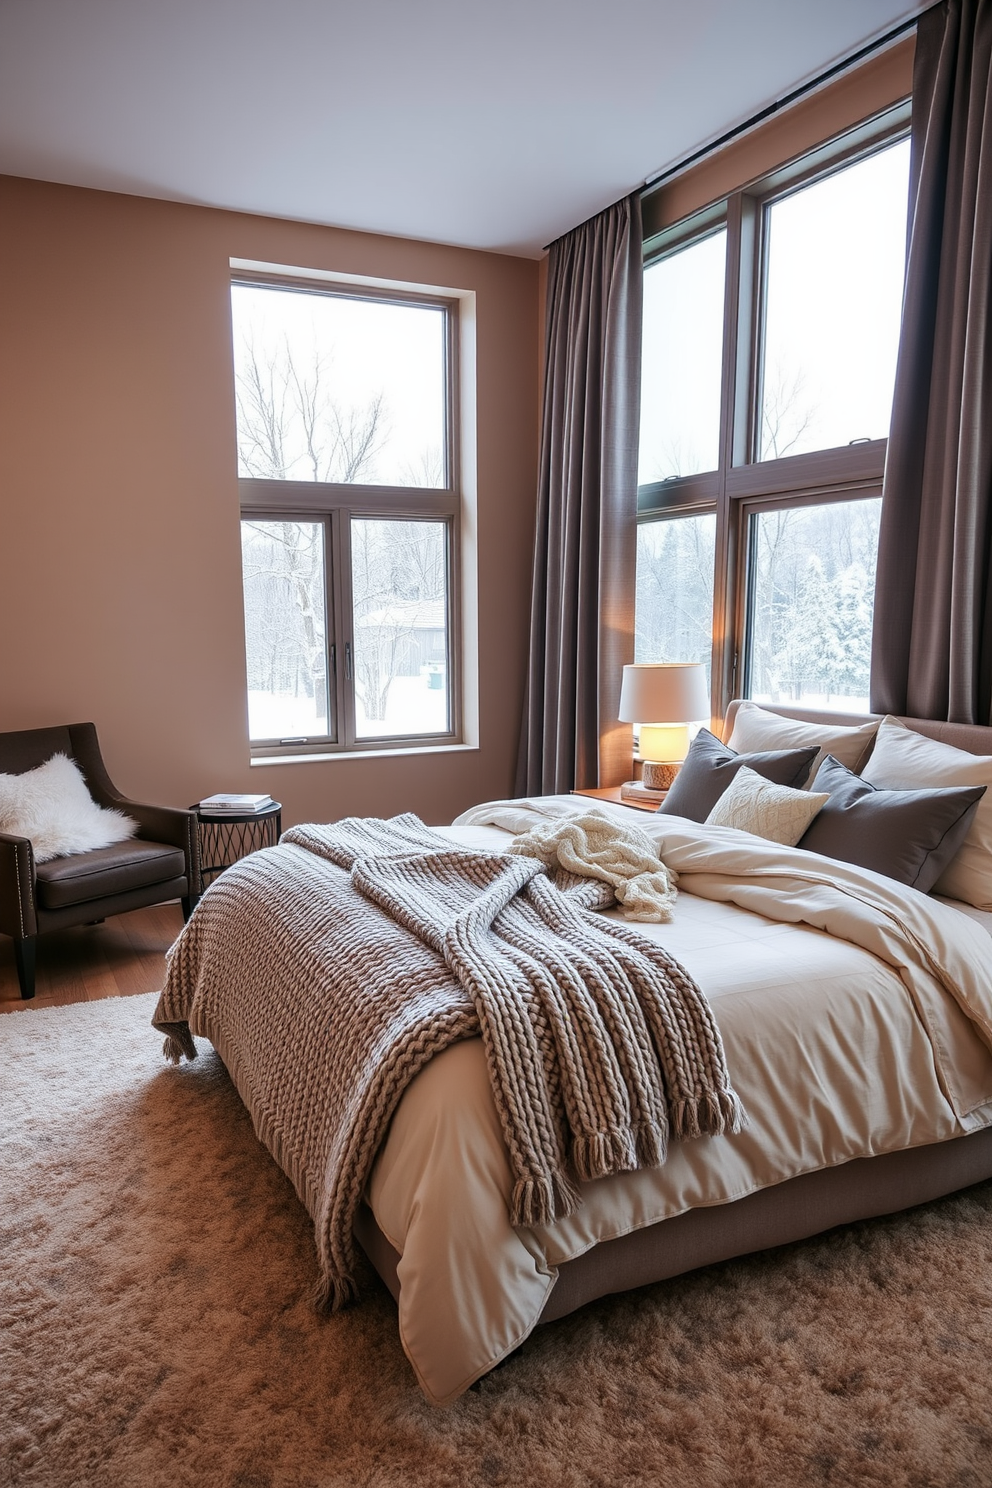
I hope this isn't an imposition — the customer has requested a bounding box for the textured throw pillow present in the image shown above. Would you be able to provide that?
[0,753,137,863]
[705,766,830,846]
[726,701,880,778]
[657,728,818,822]
[861,717,992,909]
[799,754,986,892]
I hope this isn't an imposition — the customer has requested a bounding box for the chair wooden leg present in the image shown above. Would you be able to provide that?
[181,894,200,923]
[15,936,36,1000]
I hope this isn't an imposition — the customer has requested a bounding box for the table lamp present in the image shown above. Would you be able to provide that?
[618,662,710,790]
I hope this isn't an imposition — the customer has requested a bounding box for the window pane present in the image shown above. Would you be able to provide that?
[746,497,881,711]
[351,519,450,739]
[241,520,330,741]
[759,140,910,461]
[638,231,726,482]
[635,514,716,686]
[231,284,446,487]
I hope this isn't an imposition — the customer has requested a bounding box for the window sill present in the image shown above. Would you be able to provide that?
[250,742,479,767]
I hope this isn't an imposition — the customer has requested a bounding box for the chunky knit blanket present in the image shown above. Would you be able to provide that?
[506,810,679,922]
[153,814,744,1309]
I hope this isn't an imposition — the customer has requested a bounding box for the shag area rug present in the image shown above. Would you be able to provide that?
[3,995,992,1488]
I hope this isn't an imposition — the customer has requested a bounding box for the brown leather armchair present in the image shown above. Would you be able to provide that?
[0,723,201,1000]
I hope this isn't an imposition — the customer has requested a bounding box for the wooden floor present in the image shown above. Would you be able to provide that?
[0,902,183,1013]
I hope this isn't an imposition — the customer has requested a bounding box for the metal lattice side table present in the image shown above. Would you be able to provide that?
[192,802,283,889]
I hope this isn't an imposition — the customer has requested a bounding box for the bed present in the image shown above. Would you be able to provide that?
[153,705,992,1405]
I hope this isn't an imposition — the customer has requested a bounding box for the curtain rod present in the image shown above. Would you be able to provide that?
[542,6,928,252]
[641,8,924,196]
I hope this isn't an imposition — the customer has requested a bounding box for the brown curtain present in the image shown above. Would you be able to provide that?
[871,0,992,724]
[517,195,643,794]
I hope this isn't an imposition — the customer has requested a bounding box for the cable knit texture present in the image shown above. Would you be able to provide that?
[506,810,679,921]
[153,814,744,1309]
[705,766,830,846]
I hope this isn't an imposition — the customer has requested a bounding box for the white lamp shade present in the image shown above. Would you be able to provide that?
[617,663,710,733]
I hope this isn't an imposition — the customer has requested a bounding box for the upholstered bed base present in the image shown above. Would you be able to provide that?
[356,1125,992,1325]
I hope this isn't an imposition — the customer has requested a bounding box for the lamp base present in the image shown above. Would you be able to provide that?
[642,760,681,791]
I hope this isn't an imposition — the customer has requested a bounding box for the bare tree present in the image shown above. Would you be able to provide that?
[352,520,446,723]
[760,365,818,461]
[644,434,703,484]
[235,335,387,484]
[400,445,445,489]
[241,520,329,731]
[235,333,446,733]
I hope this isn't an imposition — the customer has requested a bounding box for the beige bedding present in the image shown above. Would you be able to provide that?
[366,799,992,1404]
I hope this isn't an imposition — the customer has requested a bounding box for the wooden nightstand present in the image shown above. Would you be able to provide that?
[571,786,663,813]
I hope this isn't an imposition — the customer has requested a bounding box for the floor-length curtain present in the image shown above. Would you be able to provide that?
[517,195,642,795]
[871,0,992,724]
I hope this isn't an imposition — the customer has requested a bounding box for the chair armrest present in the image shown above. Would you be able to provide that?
[112,800,202,897]
[0,831,38,939]
[61,727,202,895]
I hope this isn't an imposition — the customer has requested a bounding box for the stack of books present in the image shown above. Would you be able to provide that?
[619,780,667,807]
[198,793,274,815]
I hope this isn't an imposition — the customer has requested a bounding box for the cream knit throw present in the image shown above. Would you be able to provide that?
[507,811,679,922]
[153,814,743,1310]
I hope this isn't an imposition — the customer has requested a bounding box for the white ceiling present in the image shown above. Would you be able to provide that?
[0,0,925,259]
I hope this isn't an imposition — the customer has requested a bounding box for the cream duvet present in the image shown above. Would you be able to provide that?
[367,798,992,1402]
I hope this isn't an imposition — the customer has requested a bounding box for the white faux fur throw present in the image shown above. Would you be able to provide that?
[506,811,679,922]
[0,753,137,862]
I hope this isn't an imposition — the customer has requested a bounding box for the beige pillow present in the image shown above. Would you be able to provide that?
[705,766,829,846]
[727,702,879,779]
[861,717,992,909]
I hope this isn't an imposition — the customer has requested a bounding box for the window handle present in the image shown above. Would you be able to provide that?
[345,641,353,681]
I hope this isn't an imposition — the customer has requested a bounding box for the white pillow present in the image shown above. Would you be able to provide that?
[705,766,829,846]
[0,753,138,863]
[861,717,992,909]
[727,702,879,779]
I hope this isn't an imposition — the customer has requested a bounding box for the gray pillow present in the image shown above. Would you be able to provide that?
[798,754,987,892]
[656,729,818,822]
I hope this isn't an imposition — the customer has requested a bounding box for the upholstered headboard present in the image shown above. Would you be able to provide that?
[722,702,992,760]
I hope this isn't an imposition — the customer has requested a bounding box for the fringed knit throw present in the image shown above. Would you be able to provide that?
[153,814,744,1310]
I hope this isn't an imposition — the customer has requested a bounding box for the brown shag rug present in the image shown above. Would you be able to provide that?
[3,994,992,1488]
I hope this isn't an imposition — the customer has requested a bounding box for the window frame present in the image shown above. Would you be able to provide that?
[636,99,911,722]
[233,271,464,758]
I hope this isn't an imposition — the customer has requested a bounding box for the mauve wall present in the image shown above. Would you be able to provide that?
[0,176,540,828]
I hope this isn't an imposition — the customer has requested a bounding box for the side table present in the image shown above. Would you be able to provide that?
[192,801,283,889]
[571,786,663,813]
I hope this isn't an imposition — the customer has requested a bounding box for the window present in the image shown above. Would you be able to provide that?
[636,106,911,717]
[232,277,461,756]
[758,139,910,460]
[639,231,726,482]
[745,497,881,709]
[635,513,716,683]
[350,518,450,740]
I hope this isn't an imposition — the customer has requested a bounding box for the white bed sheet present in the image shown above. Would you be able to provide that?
[365,808,992,1404]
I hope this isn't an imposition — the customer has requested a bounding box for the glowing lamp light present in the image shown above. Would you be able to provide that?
[618,663,710,790]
